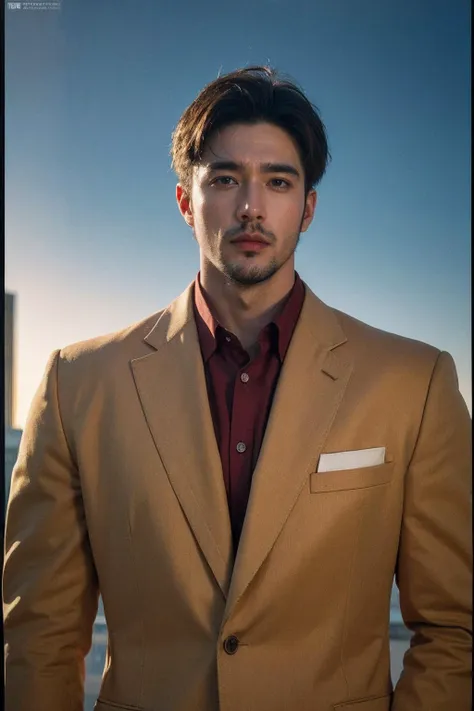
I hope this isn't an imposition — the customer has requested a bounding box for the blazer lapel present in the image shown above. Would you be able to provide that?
[130,283,233,599]
[224,286,353,620]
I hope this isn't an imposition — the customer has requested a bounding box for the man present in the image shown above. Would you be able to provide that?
[3,66,472,711]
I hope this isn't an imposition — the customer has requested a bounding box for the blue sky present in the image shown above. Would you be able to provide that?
[5,0,471,427]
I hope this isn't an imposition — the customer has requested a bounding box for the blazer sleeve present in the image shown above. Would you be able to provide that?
[393,350,472,710]
[3,350,100,711]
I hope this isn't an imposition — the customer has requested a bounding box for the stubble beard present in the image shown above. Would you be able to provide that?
[220,229,302,287]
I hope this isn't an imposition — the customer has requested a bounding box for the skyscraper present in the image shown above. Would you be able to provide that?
[5,292,15,429]
[4,292,22,507]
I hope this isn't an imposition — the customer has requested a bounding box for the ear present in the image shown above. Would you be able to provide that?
[300,189,317,233]
[176,184,194,228]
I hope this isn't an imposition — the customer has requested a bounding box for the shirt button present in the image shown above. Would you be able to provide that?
[225,336,231,342]
[236,442,247,453]
[240,372,250,383]
[223,635,240,655]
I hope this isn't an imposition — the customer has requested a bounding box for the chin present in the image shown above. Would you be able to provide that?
[221,259,280,286]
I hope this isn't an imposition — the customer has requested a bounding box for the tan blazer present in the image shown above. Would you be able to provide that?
[3,281,472,711]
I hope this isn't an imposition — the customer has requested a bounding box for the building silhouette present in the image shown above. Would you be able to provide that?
[5,292,15,428]
[4,292,23,506]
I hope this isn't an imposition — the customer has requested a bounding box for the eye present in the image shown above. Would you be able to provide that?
[269,178,291,189]
[211,176,237,187]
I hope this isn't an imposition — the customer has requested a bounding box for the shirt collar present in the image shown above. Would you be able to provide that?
[193,271,305,363]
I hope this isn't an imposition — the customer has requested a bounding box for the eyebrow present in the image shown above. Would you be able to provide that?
[205,160,301,178]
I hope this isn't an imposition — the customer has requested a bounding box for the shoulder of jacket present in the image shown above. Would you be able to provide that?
[332,307,441,368]
[57,309,166,367]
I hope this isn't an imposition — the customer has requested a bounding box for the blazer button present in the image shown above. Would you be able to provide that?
[223,635,240,655]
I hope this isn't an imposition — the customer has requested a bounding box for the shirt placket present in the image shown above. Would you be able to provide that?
[228,338,271,544]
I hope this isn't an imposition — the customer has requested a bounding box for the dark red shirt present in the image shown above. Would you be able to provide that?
[194,273,305,550]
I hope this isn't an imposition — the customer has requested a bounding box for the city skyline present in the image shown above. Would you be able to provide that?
[5,292,16,429]
[5,0,471,427]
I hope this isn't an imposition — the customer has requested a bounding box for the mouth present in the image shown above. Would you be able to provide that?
[230,233,271,252]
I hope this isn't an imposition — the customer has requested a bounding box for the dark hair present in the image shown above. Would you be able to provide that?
[171,65,330,195]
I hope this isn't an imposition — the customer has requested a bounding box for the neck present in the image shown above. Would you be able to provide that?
[199,260,296,350]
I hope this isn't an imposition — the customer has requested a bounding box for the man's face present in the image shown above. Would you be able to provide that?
[177,122,317,286]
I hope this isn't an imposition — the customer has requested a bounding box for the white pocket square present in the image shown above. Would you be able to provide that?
[317,447,386,472]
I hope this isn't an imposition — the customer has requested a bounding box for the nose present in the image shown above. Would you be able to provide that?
[235,182,266,223]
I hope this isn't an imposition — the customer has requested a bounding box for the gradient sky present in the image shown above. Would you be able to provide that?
[5,0,471,428]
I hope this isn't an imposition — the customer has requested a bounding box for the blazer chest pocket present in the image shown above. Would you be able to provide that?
[310,462,394,493]
[95,699,144,711]
[333,694,392,710]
